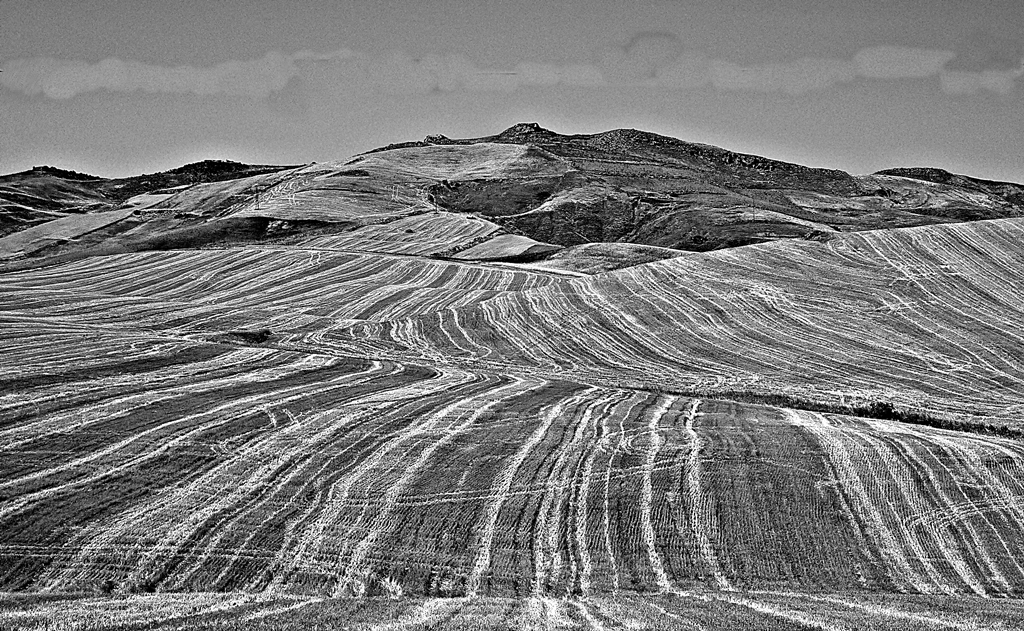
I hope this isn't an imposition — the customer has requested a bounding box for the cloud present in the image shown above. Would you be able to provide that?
[0,50,354,99]
[0,49,609,100]
[516,62,606,87]
[854,46,956,79]
[651,45,1019,95]
[309,52,528,96]
[940,68,1023,96]
[598,32,684,82]
[946,31,1024,72]
[935,30,1024,95]
[706,57,856,95]
[2,42,1020,101]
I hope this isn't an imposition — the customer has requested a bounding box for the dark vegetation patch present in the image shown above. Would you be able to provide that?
[330,169,372,178]
[1,165,102,181]
[99,160,303,203]
[222,328,274,344]
[686,389,1023,439]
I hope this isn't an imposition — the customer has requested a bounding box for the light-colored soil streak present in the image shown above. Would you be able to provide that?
[683,399,730,591]
[639,394,676,593]
[787,409,1024,596]
[3,213,1024,623]
[466,388,597,596]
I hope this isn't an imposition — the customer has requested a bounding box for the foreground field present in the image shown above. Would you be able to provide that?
[5,356,1024,598]
[6,590,1024,630]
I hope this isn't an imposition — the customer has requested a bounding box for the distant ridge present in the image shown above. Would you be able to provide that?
[2,121,1023,255]
[0,159,301,237]
[5,165,103,181]
[876,166,1024,203]
[361,122,1023,251]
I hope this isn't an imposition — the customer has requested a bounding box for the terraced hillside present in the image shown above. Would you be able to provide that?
[2,127,1024,629]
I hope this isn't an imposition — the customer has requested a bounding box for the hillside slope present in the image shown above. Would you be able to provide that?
[0,161,300,239]
[3,127,1024,628]
[371,123,1024,251]
[2,215,1024,621]
[330,217,1024,428]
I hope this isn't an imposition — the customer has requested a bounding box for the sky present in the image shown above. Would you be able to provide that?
[1,0,1022,182]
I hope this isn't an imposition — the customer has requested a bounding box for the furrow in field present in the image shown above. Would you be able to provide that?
[329,218,1024,425]
[1,247,561,333]
[787,410,934,592]
[683,399,730,591]
[465,387,596,596]
[335,374,541,597]
[639,394,677,593]
[571,392,629,596]
[789,409,1024,596]
[31,359,401,590]
[289,211,501,256]
[0,353,343,518]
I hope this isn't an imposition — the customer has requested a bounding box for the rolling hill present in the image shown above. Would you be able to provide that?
[0,161,300,240]
[2,123,1022,268]
[376,123,1024,250]
[2,125,1024,629]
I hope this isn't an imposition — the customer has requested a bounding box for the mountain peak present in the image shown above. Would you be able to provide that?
[423,134,453,145]
[497,122,556,140]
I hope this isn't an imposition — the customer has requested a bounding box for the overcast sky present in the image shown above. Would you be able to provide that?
[2,0,1022,182]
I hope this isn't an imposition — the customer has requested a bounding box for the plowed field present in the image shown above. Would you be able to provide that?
[3,213,1024,628]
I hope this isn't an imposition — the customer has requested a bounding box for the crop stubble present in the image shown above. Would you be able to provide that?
[3,215,1024,628]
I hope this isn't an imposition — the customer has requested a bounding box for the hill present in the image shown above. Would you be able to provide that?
[0,160,300,239]
[2,125,1024,628]
[2,123,1023,267]
[371,123,1024,251]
